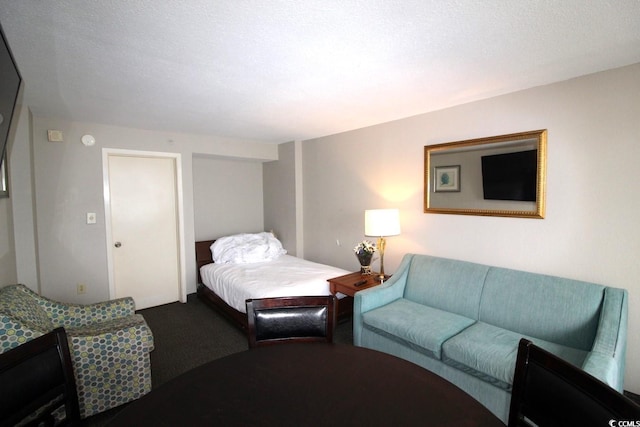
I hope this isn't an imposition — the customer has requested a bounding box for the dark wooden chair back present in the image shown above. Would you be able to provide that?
[246,296,336,348]
[508,338,640,427]
[0,327,81,426]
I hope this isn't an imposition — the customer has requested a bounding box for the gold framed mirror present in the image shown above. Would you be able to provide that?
[424,129,547,218]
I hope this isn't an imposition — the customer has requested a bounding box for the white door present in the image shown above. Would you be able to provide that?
[105,151,182,309]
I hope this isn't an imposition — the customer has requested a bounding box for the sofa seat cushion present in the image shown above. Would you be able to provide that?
[442,322,589,390]
[362,298,475,359]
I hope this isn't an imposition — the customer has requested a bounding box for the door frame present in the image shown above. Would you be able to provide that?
[102,148,187,304]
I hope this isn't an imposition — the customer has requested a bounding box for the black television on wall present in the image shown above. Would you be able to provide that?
[481,150,537,202]
[0,21,22,163]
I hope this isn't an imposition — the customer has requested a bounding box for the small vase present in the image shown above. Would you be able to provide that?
[356,252,373,275]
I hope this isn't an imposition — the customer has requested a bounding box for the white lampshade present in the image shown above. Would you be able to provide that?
[365,209,401,237]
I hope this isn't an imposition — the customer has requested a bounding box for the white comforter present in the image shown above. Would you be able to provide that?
[200,255,350,313]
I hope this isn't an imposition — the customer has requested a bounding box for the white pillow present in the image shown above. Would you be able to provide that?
[210,232,287,264]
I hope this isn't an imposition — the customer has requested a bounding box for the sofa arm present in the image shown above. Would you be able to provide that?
[353,254,413,345]
[582,287,628,391]
[582,352,623,391]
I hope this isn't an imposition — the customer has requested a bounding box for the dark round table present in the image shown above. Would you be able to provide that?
[108,343,504,426]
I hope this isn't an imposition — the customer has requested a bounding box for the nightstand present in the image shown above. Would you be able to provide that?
[328,271,388,298]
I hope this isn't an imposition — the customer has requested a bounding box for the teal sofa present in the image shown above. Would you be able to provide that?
[354,254,628,423]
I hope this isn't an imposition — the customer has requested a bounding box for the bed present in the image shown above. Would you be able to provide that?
[196,233,353,330]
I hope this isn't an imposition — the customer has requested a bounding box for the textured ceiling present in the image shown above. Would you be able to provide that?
[1,1,639,143]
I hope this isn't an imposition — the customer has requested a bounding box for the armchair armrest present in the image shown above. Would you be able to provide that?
[11,284,137,327]
[66,313,154,351]
[582,287,628,391]
[65,314,154,417]
[0,316,46,353]
[353,254,413,345]
[40,296,137,328]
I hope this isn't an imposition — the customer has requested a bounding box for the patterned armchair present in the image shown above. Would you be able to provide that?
[0,284,154,418]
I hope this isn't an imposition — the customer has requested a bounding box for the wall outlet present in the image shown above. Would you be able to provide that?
[77,283,87,294]
[47,129,64,142]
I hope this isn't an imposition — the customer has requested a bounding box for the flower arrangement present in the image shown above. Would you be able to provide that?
[354,240,376,274]
[353,240,376,255]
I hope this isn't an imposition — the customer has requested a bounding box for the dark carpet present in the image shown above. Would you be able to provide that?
[82,293,354,426]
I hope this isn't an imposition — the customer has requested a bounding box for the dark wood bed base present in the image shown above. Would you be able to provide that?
[195,239,353,332]
[195,240,249,330]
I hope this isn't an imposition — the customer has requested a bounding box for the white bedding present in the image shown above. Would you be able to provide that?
[200,254,350,313]
[211,232,286,264]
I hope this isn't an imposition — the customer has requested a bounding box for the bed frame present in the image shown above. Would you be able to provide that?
[196,240,249,330]
[195,240,353,332]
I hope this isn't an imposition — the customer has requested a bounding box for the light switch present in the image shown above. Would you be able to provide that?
[87,212,97,224]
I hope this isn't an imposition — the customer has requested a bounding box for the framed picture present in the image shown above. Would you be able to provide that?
[0,152,7,198]
[434,165,460,192]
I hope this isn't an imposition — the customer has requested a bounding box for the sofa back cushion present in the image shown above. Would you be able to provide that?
[404,255,489,319]
[479,268,603,350]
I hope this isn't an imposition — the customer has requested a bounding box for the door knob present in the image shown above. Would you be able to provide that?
[114,242,122,248]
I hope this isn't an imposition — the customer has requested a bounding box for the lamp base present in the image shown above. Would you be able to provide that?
[375,273,392,283]
[377,236,387,282]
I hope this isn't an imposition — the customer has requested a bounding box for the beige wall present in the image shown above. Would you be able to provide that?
[0,195,16,285]
[0,104,30,288]
[263,141,298,255]
[20,117,276,302]
[9,107,38,290]
[193,155,264,240]
[298,63,640,392]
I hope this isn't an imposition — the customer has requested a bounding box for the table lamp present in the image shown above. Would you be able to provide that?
[365,209,401,281]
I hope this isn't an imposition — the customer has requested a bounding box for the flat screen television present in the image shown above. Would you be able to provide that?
[0,21,22,163]
[481,150,537,202]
